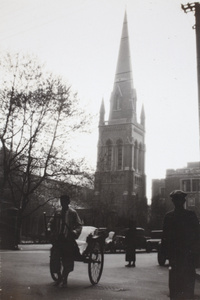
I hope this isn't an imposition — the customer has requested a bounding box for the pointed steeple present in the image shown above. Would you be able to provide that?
[114,11,133,85]
[99,98,105,125]
[109,11,137,122]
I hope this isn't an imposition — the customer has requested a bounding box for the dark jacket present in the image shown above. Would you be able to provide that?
[49,206,82,242]
[162,208,199,266]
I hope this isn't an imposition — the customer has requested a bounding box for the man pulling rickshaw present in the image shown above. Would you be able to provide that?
[46,194,106,287]
[48,194,82,287]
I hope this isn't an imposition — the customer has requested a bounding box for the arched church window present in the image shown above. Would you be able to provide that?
[116,139,123,170]
[134,140,138,170]
[106,140,112,170]
[138,143,142,172]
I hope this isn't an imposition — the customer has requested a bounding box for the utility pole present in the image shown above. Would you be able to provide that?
[182,2,200,153]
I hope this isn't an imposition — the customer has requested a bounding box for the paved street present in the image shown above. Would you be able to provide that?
[1,244,200,300]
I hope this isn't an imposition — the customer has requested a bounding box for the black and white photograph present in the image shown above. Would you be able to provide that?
[1,0,200,299]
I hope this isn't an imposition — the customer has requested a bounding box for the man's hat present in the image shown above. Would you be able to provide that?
[60,194,70,202]
[170,190,187,198]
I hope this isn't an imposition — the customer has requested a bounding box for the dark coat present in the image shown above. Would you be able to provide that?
[162,208,200,299]
[49,206,82,241]
[49,206,82,276]
[125,227,136,262]
[162,208,199,266]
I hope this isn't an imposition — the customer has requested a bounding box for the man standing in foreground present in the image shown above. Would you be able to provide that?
[162,190,200,299]
[49,194,82,287]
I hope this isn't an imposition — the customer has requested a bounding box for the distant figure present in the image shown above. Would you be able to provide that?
[49,194,82,287]
[162,190,200,299]
[125,220,137,267]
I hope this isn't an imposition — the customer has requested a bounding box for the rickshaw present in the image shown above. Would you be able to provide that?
[44,213,107,285]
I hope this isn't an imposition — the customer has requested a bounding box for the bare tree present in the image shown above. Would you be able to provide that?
[0,52,92,244]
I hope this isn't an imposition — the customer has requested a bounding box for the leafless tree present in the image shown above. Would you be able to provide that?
[0,52,92,243]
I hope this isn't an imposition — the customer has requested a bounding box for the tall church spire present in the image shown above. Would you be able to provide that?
[109,11,136,122]
[95,10,146,227]
[115,11,133,86]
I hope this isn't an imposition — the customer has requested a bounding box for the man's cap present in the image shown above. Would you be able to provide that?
[170,190,187,198]
[60,194,70,201]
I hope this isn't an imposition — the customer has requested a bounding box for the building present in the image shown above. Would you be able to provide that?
[150,179,166,229]
[152,179,166,201]
[151,162,200,220]
[94,12,146,227]
[165,162,200,217]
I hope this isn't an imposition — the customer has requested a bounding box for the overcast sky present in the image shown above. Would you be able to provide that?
[1,0,199,202]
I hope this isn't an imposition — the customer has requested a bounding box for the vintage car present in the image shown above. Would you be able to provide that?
[136,227,149,250]
[145,230,163,253]
[105,232,125,253]
[105,227,149,253]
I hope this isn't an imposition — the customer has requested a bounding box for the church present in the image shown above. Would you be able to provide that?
[94,12,147,228]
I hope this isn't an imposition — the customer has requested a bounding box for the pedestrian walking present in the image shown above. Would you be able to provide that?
[162,190,200,299]
[125,220,137,267]
[49,194,82,287]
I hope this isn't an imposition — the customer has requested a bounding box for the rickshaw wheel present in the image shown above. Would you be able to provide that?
[88,241,104,285]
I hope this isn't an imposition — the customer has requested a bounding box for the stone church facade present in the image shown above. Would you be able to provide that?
[94,12,146,227]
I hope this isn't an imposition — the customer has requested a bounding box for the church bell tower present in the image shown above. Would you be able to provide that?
[94,12,146,226]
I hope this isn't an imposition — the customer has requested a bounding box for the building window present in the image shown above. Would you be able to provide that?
[135,175,142,186]
[181,178,200,192]
[134,140,138,170]
[138,143,142,172]
[160,187,165,198]
[192,179,200,192]
[106,140,112,170]
[116,139,123,170]
[188,197,195,206]
[182,179,191,192]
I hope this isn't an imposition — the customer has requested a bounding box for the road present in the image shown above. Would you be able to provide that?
[1,244,200,300]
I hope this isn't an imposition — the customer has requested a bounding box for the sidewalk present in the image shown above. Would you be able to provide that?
[18,243,51,251]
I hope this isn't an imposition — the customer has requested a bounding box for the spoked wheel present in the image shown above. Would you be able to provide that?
[50,247,62,282]
[88,241,104,285]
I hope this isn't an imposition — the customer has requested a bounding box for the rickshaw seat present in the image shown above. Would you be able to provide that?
[76,226,96,255]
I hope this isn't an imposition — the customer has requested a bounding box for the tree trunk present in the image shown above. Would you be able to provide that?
[15,210,23,249]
